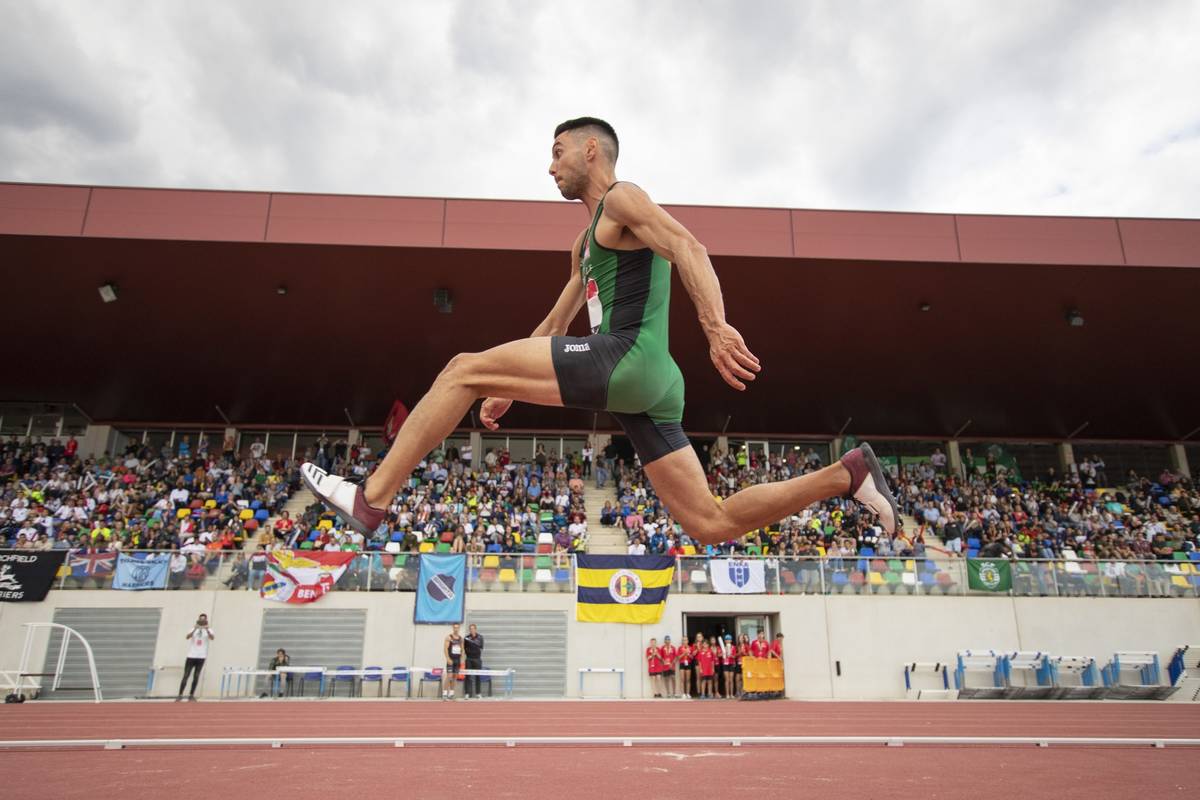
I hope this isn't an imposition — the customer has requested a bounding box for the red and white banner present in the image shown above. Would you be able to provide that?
[260,550,356,604]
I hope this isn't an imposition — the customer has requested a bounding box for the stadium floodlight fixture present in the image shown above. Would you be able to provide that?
[918,302,931,312]
[98,283,118,303]
[433,288,453,314]
[276,285,288,296]
[1066,309,1084,327]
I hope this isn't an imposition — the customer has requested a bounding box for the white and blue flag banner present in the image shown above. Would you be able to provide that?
[112,552,170,591]
[710,559,766,594]
[414,554,466,624]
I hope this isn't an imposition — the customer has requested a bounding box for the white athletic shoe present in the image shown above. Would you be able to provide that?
[300,462,386,535]
[840,442,900,535]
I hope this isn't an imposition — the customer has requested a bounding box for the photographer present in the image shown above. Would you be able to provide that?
[177,613,214,701]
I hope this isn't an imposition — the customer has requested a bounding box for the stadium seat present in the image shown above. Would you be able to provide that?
[480,568,498,586]
[239,508,253,520]
[536,543,552,554]
[386,667,410,698]
[553,568,571,584]
[254,509,270,521]
[538,532,553,544]
[534,568,553,584]
[419,542,434,553]
[250,500,263,510]
[299,541,314,550]
[244,519,258,531]
[831,571,849,592]
[360,666,384,697]
[690,570,708,589]
[390,532,405,542]
[318,519,332,530]
[440,531,454,544]
[176,508,190,519]
[967,537,982,550]
[436,542,452,553]
[204,499,217,509]
[189,499,203,509]
[482,555,500,569]
[498,568,517,588]
[418,668,443,698]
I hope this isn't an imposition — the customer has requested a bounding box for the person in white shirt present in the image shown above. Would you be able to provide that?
[627,539,646,555]
[177,614,214,701]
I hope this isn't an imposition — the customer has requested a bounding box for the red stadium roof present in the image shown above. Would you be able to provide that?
[2,181,1198,440]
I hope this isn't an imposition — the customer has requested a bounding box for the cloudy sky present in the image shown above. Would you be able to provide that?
[1,0,1197,217]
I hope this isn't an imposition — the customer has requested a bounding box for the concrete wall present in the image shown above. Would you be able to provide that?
[2,591,1197,699]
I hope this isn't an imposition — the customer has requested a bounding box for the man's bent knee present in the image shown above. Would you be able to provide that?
[439,352,485,393]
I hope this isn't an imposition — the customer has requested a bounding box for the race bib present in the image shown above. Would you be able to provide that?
[451,644,462,655]
[586,278,603,334]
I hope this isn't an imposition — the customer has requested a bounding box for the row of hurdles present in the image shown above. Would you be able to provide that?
[904,645,1200,700]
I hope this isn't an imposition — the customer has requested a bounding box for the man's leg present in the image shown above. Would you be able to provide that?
[177,660,194,698]
[189,659,204,698]
[644,447,850,545]
[303,338,562,529]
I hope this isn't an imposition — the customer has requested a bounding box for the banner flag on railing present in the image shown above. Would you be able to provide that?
[710,559,767,594]
[260,550,356,603]
[112,552,170,591]
[967,558,1012,592]
[0,551,67,602]
[66,549,116,579]
[415,554,467,624]
[576,554,675,624]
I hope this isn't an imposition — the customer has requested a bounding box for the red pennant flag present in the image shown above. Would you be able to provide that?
[383,399,409,444]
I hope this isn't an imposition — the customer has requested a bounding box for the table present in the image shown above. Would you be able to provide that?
[578,667,624,698]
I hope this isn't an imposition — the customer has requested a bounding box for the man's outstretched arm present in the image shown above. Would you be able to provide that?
[480,228,587,430]
[603,184,760,391]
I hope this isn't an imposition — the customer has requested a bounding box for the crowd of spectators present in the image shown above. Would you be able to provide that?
[604,442,1199,565]
[606,445,925,559]
[0,434,298,556]
[899,449,1199,563]
[300,442,591,557]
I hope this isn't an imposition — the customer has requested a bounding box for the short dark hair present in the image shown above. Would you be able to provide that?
[554,116,619,162]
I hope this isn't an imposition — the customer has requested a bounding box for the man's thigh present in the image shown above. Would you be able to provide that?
[460,337,563,407]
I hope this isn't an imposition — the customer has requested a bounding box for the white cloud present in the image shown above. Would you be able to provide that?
[0,0,1196,217]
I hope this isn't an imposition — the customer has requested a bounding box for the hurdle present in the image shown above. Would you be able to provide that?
[1047,656,1104,700]
[1101,651,1176,700]
[903,662,953,700]
[1005,651,1055,699]
[578,667,624,698]
[8,623,102,703]
[954,650,1008,699]
[1166,645,1200,702]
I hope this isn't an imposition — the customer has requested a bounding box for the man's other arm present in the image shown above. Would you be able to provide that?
[529,227,587,337]
[602,184,760,391]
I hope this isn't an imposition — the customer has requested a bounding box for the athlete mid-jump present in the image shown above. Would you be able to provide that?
[302,117,899,542]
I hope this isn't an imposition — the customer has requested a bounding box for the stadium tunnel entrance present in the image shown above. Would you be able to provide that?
[682,612,780,647]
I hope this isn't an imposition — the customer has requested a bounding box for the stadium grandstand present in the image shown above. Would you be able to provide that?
[1,181,1199,779]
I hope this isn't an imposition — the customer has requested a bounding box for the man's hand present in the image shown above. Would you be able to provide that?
[480,398,513,431]
[708,322,760,391]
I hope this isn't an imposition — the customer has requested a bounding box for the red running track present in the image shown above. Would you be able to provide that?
[1,699,1196,741]
[1,701,1197,800]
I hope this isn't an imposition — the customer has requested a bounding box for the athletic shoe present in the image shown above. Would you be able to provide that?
[300,462,385,535]
[839,442,900,535]
[187,696,196,702]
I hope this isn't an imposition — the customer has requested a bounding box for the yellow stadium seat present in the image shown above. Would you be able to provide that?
[176,509,190,519]
[419,542,434,553]
[1171,575,1190,589]
[317,519,332,530]
[682,545,697,556]
[498,568,517,584]
[239,509,253,520]
[816,546,826,557]
[204,499,217,509]
[482,555,500,569]
[905,560,916,571]
[869,572,886,586]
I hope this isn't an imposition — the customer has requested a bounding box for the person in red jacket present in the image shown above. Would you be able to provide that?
[675,639,694,699]
[750,629,770,659]
[691,632,706,697]
[646,637,664,698]
[658,636,677,698]
[770,632,784,662]
[694,639,716,698]
[719,634,737,699]
[736,633,752,697]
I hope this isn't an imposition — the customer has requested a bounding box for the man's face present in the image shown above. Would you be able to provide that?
[469,625,477,635]
[548,132,590,200]
[452,624,460,635]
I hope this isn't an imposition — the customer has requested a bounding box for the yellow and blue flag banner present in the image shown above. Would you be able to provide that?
[575,554,675,624]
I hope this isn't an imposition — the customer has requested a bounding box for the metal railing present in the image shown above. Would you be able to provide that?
[48,551,1200,598]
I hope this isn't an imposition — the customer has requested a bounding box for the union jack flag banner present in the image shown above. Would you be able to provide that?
[66,550,117,578]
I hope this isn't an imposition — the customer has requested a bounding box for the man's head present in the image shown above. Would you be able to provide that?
[549,116,619,200]
[469,624,477,635]
[197,613,208,626]
[451,623,460,635]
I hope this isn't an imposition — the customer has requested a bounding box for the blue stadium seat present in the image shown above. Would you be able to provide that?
[254,509,270,521]
[250,500,263,510]
[967,549,979,558]
[967,538,982,549]
[860,547,875,557]
[391,532,405,542]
